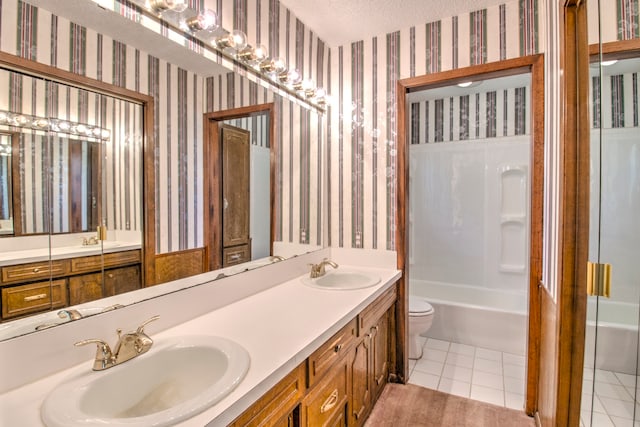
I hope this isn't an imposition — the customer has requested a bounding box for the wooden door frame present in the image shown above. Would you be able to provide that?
[203,103,276,271]
[549,2,589,426]
[395,55,545,412]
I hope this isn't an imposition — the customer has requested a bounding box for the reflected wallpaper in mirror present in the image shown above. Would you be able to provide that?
[0,0,327,341]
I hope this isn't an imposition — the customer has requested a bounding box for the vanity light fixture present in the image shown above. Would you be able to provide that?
[120,0,330,109]
[259,57,287,75]
[183,9,218,32]
[215,29,248,51]
[237,44,268,64]
[0,110,111,141]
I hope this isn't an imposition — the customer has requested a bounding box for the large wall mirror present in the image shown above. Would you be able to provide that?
[0,0,326,341]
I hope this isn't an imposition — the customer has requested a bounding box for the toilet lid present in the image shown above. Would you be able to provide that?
[409,299,433,315]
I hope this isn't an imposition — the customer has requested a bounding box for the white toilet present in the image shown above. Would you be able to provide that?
[409,298,435,360]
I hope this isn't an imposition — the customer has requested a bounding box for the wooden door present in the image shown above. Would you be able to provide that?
[221,124,250,248]
[536,2,589,426]
[350,337,371,426]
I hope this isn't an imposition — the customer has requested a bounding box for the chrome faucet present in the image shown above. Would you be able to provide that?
[82,235,99,246]
[309,258,339,278]
[271,255,286,262]
[75,315,159,371]
[58,309,83,320]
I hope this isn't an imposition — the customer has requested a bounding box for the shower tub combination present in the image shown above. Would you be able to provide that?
[410,279,528,356]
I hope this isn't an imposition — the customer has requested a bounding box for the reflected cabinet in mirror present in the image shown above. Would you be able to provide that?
[0,0,326,341]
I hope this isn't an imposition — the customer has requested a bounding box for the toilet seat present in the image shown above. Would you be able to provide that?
[409,299,433,316]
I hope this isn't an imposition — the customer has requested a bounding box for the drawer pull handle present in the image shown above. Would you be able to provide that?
[230,254,241,260]
[320,389,339,414]
[24,293,48,302]
[33,267,40,273]
[334,344,343,353]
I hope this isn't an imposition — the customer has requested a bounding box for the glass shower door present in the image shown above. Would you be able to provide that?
[583,53,640,427]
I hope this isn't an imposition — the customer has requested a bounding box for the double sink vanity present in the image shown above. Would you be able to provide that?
[0,250,401,426]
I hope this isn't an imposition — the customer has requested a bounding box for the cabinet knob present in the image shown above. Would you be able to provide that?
[333,344,343,353]
[108,273,114,278]
[33,267,40,273]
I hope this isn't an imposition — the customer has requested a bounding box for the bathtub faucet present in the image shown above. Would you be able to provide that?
[309,258,338,278]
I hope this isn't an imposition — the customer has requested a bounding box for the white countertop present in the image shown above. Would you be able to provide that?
[0,241,142,266]
[0,265,401,427]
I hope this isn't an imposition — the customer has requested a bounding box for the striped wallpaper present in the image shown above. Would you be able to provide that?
[328,0,542,251]
[0,0,328,253]
[590,71,640,129]
[409,84,532,145]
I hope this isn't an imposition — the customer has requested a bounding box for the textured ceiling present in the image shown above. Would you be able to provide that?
[279,0,508,47]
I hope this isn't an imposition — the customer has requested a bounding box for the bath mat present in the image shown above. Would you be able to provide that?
[365,383,535,427]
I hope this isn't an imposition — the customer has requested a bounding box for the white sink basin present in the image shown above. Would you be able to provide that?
[301,269,381,290]
[42,335,250,427]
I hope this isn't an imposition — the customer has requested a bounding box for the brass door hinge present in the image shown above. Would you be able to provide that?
[587,262,611,298]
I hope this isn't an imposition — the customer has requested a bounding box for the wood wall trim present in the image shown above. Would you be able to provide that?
[556,1,590,426]
[203,103,276,271]
[526,53,545,415]
[588,38,640,57]
[0,51,156,288]
[396,54,545,411]
[9,132,22,235]
[154,248,207,284]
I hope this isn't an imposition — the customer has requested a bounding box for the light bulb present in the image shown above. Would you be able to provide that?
[216,30,247,51]
[259,57,286,74]
[58,121,70,131]
[185,9,218,32]
[238,44,268,63]
[279,68,301,84]
[101,129,111,140]
[33,118,49,128]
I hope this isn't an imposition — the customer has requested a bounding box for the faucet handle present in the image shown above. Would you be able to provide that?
[75,339,114,370]
[75,338,111,348]
[136,315,160,334]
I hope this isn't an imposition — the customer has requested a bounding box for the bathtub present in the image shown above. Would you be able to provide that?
[410,279,528,356]
[584,299,640,375]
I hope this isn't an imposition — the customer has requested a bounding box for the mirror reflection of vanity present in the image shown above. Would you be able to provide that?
[0,0,325,341]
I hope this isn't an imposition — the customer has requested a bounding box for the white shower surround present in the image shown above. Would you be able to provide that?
[409,135,531,355]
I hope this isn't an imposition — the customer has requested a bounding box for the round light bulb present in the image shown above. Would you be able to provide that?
[230,30,248,51]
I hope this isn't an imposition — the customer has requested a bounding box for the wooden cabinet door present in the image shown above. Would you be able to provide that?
[68,272,104,305]
[104,265,141,296]
[221,124,250,248]
[371,310,390,401]
[349,336,372,426]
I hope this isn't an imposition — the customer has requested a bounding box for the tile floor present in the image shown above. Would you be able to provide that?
[407,337,527,410]
[580,368,640,427]
[406,338,640,426]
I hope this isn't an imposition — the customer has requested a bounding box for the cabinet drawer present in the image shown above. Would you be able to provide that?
[223,245,250,267]
[302,357,348,426]
[358,284,397,336]
[307,318,357,387]
[70,250,141,274]
[231,362,305,427]
[1,279,67,319]
[1,260,69,284]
